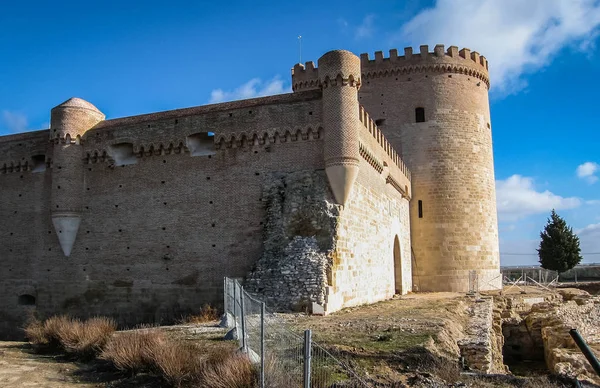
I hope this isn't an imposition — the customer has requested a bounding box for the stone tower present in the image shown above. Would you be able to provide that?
[317,50,362,206]
[50,98,105,256]
[358,45,501,291]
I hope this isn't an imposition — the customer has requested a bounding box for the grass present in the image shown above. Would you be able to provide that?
[24,314,257,387]
[314,329,434,354]
[201,350,257,388]
[24,315,116,359]
[99,329,166,373]
[179,304,220,324]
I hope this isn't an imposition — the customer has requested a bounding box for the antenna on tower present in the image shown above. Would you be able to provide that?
[298,35,302,63]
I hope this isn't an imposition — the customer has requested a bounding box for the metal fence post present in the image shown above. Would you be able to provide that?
[304,329,312,388]
[260,302,265,388]
[233,280,237,324]
[224,277,228,316]
[240,284,247,352]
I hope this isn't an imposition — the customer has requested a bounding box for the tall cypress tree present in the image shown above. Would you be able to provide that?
[537,209,583,274]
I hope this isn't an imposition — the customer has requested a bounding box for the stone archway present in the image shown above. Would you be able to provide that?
[393,235,402,294]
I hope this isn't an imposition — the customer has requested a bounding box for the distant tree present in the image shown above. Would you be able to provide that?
[537,209,583,274]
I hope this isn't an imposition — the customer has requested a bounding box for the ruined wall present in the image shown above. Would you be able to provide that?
[0,92,326,338]
[244,165,410,315]
[245,170,338,311]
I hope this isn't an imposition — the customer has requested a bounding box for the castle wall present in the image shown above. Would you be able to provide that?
[326,158,411,311]
[0,92,329,338]
[358,46,501,292]
[1,47,425,336]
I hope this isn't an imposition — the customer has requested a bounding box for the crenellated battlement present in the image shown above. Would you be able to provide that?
[214,126,321,149]
[0,158,51,174]
[358,106,411,181]
[291,62,320,92]
[360,45,490,88]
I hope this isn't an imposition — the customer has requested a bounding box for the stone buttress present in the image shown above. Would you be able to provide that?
[50,98,105,256]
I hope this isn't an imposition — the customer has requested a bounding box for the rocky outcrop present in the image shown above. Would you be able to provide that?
[524,290,600,385]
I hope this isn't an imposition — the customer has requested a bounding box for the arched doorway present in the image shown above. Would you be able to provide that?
[393,235,402,294]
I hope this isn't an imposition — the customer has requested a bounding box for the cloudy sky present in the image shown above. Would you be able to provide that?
[0,0,598,266]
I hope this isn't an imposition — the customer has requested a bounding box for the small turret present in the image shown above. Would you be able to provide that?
[50,98,104,256]
[317,50,362,206]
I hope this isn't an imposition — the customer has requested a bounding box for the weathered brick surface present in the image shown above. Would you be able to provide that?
[0,45,500,336]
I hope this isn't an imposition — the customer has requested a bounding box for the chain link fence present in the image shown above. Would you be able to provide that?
[224,277,367,388]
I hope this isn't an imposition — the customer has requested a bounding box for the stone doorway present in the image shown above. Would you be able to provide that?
[394,235,402,294]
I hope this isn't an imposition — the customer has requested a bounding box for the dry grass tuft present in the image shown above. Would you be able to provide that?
[201,350,257,388]
[150,340,204,387]
[24,315,116,359]
[25,313,259,387]
[23,316,49,347]
[62,317,117,359]
[100,329,166,373]
[181,304,220,324]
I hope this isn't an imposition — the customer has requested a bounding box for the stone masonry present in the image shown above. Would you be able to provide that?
[0,44,501,338]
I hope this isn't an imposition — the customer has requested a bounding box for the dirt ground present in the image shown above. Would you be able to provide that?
[0,324,230,388]
[0,288,594,387]
[0,341,97,387]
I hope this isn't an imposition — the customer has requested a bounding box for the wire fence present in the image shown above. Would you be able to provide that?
[224,277,368,388]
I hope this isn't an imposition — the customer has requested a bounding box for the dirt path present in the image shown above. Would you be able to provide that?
[0,341,100,388]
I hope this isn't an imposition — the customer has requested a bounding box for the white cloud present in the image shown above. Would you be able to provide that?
[337,18,349,29]
[209,77,290,104]
[576,223,600,261]
[496,174,581,221]
[355,14,375,39]
[576,161,599,184]
[395,0,600,94]
[1,110,28,133]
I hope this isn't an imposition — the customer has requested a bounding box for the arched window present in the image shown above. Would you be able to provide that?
[18,294,36,306]
[415,107,425,123]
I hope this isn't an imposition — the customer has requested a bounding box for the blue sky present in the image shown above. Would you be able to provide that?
[1,0,599,266]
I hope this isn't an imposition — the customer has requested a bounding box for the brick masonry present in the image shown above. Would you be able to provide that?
[0,45,501,338]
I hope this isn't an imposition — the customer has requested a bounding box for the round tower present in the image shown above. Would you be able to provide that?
[50,98,104,256]
[358,45,500,291]
[317,50,361,205]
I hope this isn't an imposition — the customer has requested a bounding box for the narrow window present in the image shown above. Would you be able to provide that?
[18,294,36,305]
[418,200,423,218]
[415,107,425,123]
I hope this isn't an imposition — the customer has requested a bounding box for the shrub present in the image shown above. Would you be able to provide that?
[24,315,116,359]
[24,315,73,351]
[61,317,116,359]
[182,304,220,324]
[100,329,166,373]
[201,350,258,388]
[150,340,204,387]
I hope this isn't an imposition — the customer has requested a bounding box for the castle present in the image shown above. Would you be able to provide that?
[0,45,501,338]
